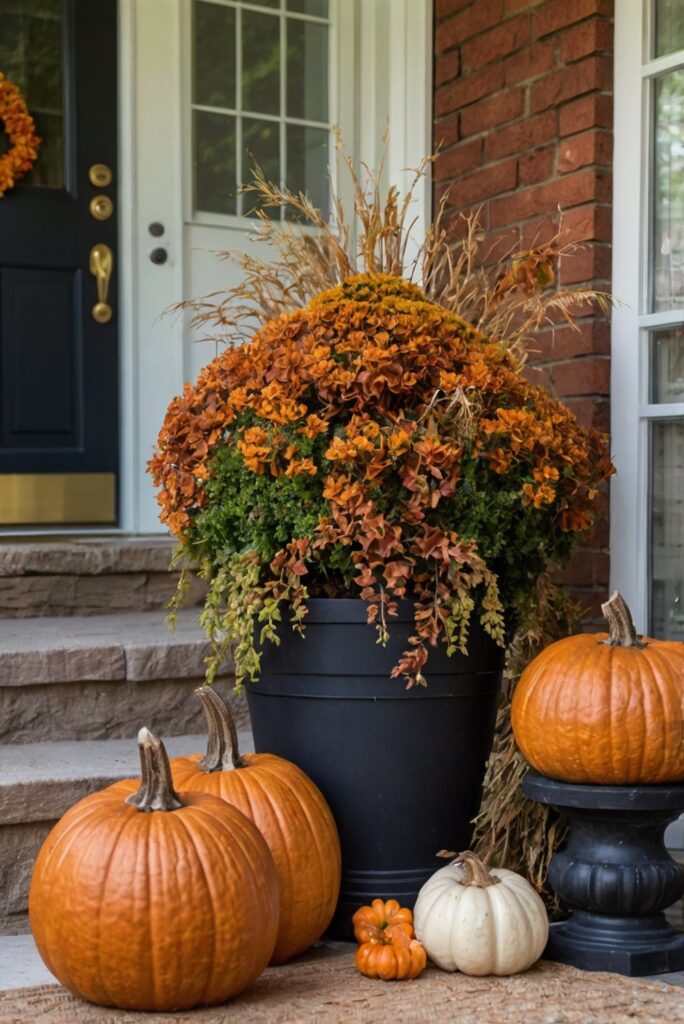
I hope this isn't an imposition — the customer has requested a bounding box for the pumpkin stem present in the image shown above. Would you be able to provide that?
[601,591,646,648]
[126,728,183,812]
[196,685,246,772]
[454,851,500,888]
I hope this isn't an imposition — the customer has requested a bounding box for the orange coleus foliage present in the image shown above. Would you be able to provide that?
[150,273,613,687]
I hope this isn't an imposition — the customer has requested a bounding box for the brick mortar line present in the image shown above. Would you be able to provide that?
[435,11,614,56]
[437,164,614,192]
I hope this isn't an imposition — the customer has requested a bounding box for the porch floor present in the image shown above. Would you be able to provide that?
[1,941,684,1023]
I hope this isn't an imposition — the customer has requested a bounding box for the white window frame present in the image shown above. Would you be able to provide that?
[184,0,336,230]
[611,0,684,632]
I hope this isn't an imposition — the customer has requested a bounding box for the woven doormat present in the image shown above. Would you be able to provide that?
[1,954,683,1024]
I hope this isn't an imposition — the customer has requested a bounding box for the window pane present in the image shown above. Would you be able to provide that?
[651,326,684,402]
[287,0,328,16]
[653,71,684,311]
[193,1,236,109]
[0,0,64,188]
[242,9,280,116]
[243,0,279,7]
[651,420,684,639]
[654,0,684,57]
[194,110,237,214]
[241,117,280,217]
[286,124,328,216]
[287,18,328,122]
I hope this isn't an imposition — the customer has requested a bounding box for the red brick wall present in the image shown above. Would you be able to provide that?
[433,0,614,621]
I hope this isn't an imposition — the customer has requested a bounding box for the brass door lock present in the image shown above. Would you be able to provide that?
[89,163,113,188]
[89,195,114,221]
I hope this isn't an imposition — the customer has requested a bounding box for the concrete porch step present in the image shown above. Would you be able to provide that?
[0,729,254,936]
[0,536,206,618]
[0,609,241,744]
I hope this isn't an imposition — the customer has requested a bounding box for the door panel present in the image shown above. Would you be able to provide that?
[0,0,118,524]
[1,267,80,444]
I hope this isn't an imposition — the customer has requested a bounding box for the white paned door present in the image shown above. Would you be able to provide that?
[119,0,431,533]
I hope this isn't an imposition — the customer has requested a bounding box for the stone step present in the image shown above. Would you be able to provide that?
[0,609,242,744]
[0,933,57,990]
[0,729,254,936]
[0,536,206,618]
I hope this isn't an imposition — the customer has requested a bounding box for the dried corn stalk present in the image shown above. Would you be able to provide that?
[472,575,582,914]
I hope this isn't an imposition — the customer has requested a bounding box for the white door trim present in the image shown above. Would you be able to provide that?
[610,0,684,633]
[610,0,646,624]
[118,0,187,535]
[117,0,433,534]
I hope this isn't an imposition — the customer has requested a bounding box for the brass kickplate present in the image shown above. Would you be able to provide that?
[0,474,116,525]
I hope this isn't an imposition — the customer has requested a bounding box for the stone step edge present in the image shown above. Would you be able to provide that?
[0,609,233,686]
[0,537,180,578]
[0,730,254,825]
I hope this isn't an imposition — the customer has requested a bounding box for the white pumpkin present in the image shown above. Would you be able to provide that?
[413,851,549,976]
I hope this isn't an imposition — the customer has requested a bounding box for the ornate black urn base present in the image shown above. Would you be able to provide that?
[523,772,684,976]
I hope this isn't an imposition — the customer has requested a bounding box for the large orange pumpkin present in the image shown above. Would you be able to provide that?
[171,686,341,963]
[29,729,279,1012]
[512,591,684,784]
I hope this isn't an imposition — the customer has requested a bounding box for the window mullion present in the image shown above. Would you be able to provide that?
[639,310,684,328]
[641,50,684,78]
[236,3,243,215]
[280,1,287,221]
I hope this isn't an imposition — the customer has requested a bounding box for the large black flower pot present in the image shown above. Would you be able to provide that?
[246,598,504,939]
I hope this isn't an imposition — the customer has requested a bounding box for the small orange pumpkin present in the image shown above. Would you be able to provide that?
[352,899,415,944]
[512,591,684,785]
[170,687,341,964]
[355,926,427,981]
[29,729,279,1012]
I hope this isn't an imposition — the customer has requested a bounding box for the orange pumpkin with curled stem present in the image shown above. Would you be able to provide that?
[29,728,279,1012]
[170,686,341,964]
[512,591,684,784]
[352,899,415,944]
[355,926,427,981]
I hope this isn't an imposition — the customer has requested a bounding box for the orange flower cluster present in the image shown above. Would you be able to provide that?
[0,74,40,198]
[151,273,613,686]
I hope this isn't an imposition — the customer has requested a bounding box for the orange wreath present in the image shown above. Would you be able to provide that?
[0,73,41,198]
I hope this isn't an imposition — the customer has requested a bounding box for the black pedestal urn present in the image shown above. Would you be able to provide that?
[246,599,504,939]
[523,771,684,976]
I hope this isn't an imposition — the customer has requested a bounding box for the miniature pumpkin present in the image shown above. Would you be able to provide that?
[29,729,279,1012]
[413,851,548,976]
[352,899,414,944]
[355,925,427,981]
[511,591,684,785]
[170,686,341,964]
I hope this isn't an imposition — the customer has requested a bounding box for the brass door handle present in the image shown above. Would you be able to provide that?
[89,243,113,323]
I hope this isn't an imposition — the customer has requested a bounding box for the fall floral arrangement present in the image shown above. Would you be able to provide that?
[150,153,613,691]
[0,73,40,198]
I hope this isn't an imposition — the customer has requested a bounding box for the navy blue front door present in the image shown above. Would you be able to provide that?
[0,0,118,524]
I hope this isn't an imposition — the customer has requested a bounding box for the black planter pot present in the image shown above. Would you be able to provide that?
[246,598,504,939]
